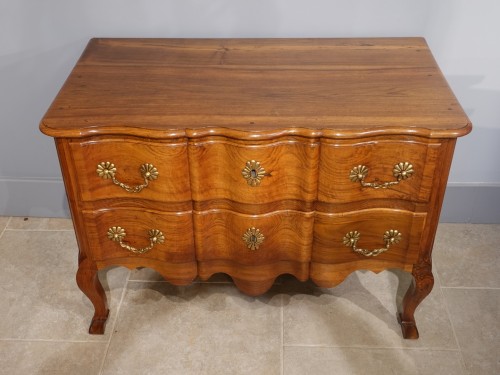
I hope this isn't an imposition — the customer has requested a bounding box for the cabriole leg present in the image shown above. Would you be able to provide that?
[76,258,109,334]
[399,262,434,339]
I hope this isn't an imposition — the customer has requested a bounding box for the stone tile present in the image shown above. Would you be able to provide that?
[128,267,168,282]
[433,224,500,288]
[443,288,500,375]
[101,282,282,375]
[0,340,106,375]
[2,220,497,373]
[0,230,128,340]
[7,216,74,230]
[284,346,466,375]
[0,216,9,234]
[282,270,457,348]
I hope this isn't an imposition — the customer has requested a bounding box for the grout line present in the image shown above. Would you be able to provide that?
[432,257,442,287]
[438,284,469,373]
[98,270,131,375]
[435,258,499,290]
[282,344,463,351]
[0,217,12,239]
[440,286,500,290]
[281,293,284,375]
[0,338,108,344]
[5,228,75,232]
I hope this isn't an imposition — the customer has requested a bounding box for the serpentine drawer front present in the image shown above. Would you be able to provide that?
[40,38,471,339]
[69,138,191,204]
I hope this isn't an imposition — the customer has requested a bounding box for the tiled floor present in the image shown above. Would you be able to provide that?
[0,216,498,375]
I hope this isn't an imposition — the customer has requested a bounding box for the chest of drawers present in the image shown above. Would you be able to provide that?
[40,38,471,339]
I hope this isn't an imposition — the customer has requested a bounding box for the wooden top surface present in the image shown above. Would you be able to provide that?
[40,38,471,139]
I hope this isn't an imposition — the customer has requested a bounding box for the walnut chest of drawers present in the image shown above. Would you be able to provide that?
[40,38,471,339]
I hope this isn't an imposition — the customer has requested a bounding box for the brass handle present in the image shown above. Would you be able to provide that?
[242,227,265,250]
[349,162,413,189]
[107,226,165,254]
[343,229,402,257]
[97,162,158,193]
[242,160,266,186]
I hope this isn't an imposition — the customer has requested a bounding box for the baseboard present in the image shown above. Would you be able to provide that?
[440,183,500,224]
[0,179,499,223]
[0,178,69,218]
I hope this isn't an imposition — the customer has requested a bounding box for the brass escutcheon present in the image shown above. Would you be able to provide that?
[242,160,266,186]
[242,227,265,250]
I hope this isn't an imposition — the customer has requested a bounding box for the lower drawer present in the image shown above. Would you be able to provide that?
[313,209,426,265]
[82,208,195,263]
[194,210,314,265]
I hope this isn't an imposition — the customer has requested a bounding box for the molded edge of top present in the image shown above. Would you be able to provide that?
[40,121,472,140]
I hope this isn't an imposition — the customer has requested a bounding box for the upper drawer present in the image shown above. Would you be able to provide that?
[189,138,319,204]
[318,139,441,203]
[68,138,191,203]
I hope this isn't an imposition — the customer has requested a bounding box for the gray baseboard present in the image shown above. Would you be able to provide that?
[440,184,500,224]
[0,179,498,223]
[0,178,69,218]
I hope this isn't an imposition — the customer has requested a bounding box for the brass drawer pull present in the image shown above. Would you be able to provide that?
[349,162,413,189]
[242,227,265,250]
[242,160,266,186]
[343,229,402,257]
[107,226,165,254]
[97,162,158,193]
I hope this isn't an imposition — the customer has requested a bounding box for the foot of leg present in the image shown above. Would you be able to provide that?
[399,262,434,339]
[89,308,110,334]
[398,312,420,339]
[76,258,109,335]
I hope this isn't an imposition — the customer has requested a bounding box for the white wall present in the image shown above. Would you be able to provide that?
[1,0,499,217]
[425,0,500,183]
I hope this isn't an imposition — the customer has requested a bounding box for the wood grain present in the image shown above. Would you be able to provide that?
[318,137,442,203]
[40,38,471,138]
[194,210,314,265]
[189,137,319,204]
[82,208,195,264]
[42,39,472,338]
[198,260,310,296]
[69,137,191,204]
[312,209,426,265]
